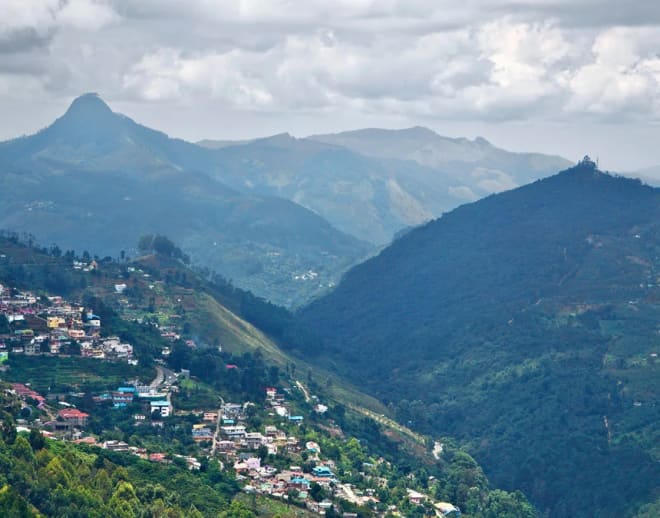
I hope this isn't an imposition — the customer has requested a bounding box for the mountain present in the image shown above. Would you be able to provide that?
[201,133,460,245]
[296,159,660,517]
[0,94,371,307]
[629,165,660,187]
[0,234,539,518]
[310,126,573,196]
[199,127,572,246]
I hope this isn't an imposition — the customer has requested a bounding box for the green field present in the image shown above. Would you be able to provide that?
[2,355,154,393]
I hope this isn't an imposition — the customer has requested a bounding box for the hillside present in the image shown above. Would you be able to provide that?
[0,235,538,517]
[0,94,371,307]
[309,127,573,198]
[297,159,660,517]
[200,128,572,246]
[202,134,460,245]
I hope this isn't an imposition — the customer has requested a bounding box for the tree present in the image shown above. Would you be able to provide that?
[218,500,255,518]
[310,482,326,502]
[28,429,46,451]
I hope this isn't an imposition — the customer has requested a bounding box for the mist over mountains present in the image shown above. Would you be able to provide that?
[0,93,575,305]
[0,94,369,306]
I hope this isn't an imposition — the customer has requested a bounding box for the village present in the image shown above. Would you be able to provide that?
[0,281,135,361]
[0,279,461,517]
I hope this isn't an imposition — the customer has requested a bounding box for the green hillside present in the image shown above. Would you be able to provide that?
[297,160,660,517]
[0,234,539,517]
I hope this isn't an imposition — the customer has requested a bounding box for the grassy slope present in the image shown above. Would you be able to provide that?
[194,292,389,415]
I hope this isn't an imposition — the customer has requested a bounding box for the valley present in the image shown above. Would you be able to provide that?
[0,234,534,517]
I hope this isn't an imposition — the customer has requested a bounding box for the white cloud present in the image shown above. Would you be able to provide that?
[566,27,660,116]
[56,0,119,31]
[3,0,660,168]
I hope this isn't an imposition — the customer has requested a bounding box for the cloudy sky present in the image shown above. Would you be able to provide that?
[2,0,660,171]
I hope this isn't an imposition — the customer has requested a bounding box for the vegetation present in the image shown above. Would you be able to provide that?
[0,234,537,517]
[0,93,372,307]
[296,163,660,517]
[0,382,239,517]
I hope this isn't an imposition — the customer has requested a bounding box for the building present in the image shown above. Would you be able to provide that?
[111,391,134,407]
[103,440,129,452]
[220,425,246,439]
[312,466,335,479]
[150,400,172,417]
[203,412,218,422]
[57,408,89,427]
[192,424,214,441]
[245,432,264,449]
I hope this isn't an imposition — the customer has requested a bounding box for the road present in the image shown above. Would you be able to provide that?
[150,366,176,389]
[347,404,426,445]
[432,441,444,459]
[210,396,225,456]
[295,380,311,402]
[150,366,164,388]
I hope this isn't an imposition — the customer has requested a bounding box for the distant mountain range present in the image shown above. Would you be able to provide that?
[200,127,573,245]
[0,93,579,305]
[631,165,660,187]
[296,160,660,517]
[0,93,370,306]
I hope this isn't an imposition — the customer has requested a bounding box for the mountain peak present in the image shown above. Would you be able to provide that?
[47,92,127,141]
[64,92,113,118]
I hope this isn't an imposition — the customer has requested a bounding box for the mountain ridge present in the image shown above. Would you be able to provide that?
[295,160,660,517]
[0,94,371,307]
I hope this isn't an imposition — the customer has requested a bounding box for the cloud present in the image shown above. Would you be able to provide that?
[57,0,119,31]
[448,185,479,201]
[3,0,660,160]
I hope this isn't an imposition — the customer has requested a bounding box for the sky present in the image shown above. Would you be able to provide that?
[2,0,660,172]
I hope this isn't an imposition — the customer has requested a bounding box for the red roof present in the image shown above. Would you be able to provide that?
[12,383,45,402]
[58,408,89,418]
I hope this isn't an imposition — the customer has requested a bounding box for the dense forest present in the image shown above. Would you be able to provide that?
[296,162,660,517]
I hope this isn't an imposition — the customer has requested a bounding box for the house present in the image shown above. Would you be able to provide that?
[216,440,235,452]
[150,400,172,417]
[312,466,335,479]
[57,408,89,427]
[221,403,243,419]
[245,432,264,449]
[220,425,246,439]
[192,425,214,441]
[435,502,461,517]
[407,489,427,505]
[103,440,129,452]
[306,441,320,453]
[288,476,311,491]
[24,341,40,355]
[203,412,218,422]
[47,316,66,328]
